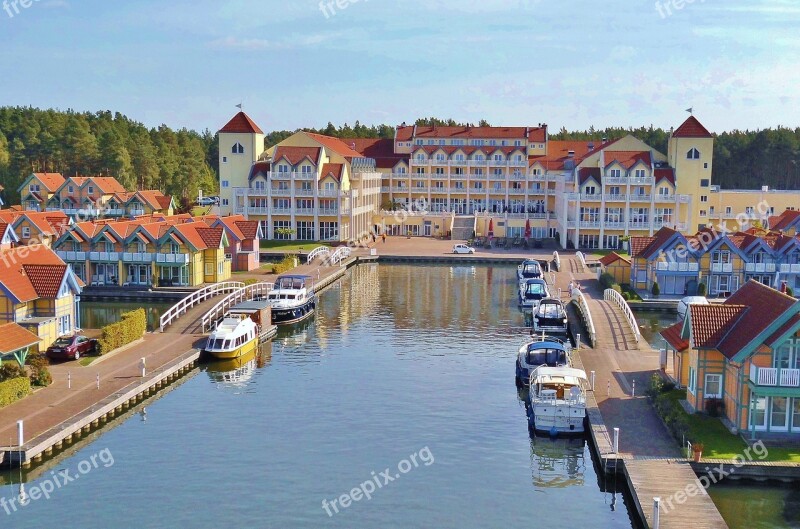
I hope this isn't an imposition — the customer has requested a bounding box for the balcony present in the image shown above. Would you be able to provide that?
[750,365,800,387]
[56,251,87,261]
[318,208,340,216]
[129,209,145,217]
[295,189,315,198]
[603,221,627,229]
[295,171,315,180]
[121,252,155,263]
[780,264,800,274]
[654,195,676,203]
[656,262,700,272]
[628,194,652,202]
[391,187,409,194]
[106,209,126,216]
[317,189,340,198]
[295,207,315,215]
[380,186,390,193]
[88,252,120,262]
[628,222,651,231]
[745,262,776,273]
[710,263,734,273]
[271,207,292,214]
[470,160,488,167]
[271,189,291,197]
[156,253,190,265]
[604,194,627,202]
[248,207,270,215]
[430,186,447,193]
[579,221,600,229]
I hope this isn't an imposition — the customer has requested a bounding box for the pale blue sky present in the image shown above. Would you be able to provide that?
[1,0,798,134]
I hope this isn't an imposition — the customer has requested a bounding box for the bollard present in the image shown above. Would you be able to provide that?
[613,427,620,453]
[140,357,147,378]
[558,287,562,299]
[576,333,581,350]
[591,371,596,391]
[607,380,611,397]
[653,497,661,529]
[68,371,71,390]
[632,380,636,398]
[17,420,24,446]
[96,373,100,390]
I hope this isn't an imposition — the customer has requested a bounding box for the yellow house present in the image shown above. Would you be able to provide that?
[0,245,82,351]
[10,211,71,247]
[17,173,66,212]
[599,252,631,285]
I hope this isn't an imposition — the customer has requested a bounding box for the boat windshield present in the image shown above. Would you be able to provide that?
[525,283,546,298]
[523,263,540,275]
[525,347,566,366]
[537,303,563,319]
[276,277,305,290]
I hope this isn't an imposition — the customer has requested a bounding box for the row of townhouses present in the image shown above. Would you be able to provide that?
[219,112,800,249]
[18,173,175,219]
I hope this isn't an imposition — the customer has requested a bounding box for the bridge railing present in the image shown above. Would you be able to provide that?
[576,251,587,273]
[307,246,331,264]
[328,246,352,265]
[160,281,245,332]
[571,289,596,348]
[604,288,641,343]
[553,251,561,272]
[201,282,274,332]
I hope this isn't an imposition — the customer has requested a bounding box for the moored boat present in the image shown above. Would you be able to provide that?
[517,259,543,281]
[532,298,570,335]
[515,335,571,387]
[267,275,316,325]
[526,366,588,436]
[204,315,259,359]
[519,278,550,309]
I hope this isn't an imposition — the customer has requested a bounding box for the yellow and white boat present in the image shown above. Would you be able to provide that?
[204,315,259,359]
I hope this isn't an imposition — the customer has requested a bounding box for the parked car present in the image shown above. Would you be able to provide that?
[197,197,216,206]
[46,335,98,360]
[452,243,476,254]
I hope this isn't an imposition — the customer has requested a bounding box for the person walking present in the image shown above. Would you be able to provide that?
[568,281,574,297]
[372,233,376,243]
[382,233,386,243]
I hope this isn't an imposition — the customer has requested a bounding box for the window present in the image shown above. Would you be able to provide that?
[273,220,291,240]
[296,221,315,241]
[699,209,707,217]
[222,199,229,206]
[222,180,229,188]
[454,167,464,175]
[635,169,645,178]
[700,179,710,187]
[205,263,214,276]
[232,143,245,154]
[704,374,722,398]
[751,396,767,430]
[687,148,700,159]
[725,206,732,214]
[610,169,621,178]
[170,242,180,254]
[88,186,94,195]
[324,182,335,191]
[436,154,445,162]
[300,165,313,174]
[688,367,697,395]
[21,227,30,238]
[474,182,483,190]
[319,222,338,241]
[700,195,708,203]
[277,164,290,173]
[222,156,228,163]
[609,186,620,196]
[584,186,597,196]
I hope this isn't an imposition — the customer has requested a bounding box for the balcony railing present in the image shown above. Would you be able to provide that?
[745,262,777,273]
[129,209,145,217]
[88,252,120,262]
[604,194,627,201]
[271,189,291,197]
[56,251,87,261]
[318,208,340,216]
[629,194,652,202]
[122,252,155,263]
[654,195,675,203]
[780,263,800,274]
[295,189,315,197]
[247,207,270,215]
[106,209,126,216]
[750,365,800,387]
[156,253,190,265]
[656,262,700,272]
[711,263,734,273]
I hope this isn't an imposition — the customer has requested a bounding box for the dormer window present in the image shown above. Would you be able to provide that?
[232,142,245,154]
[88,186,94,195]
[687,148,700,160]
[170,242,180,254]
[68,185,74,193]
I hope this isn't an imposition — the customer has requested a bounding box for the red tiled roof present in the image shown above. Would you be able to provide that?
[32,173,65,192]
[320,163,344,182]
[654,168,675,185]
[0,245,67,302]
[661,322,689,352]
[273,147,321,166]
[304,133,364,159]
[396,125,539,141]
[155,195,173,210]
[195,226,223,249]
[768,209,800,231]
[89,177,126,194]
[689,304,748,349]
[599,252,630,266]
[351,138,395,158]
[577,167,601,184]
[235,221,259,240]
[0,323,41,354]
[23,264,68,298]
[630,236,656,257]
[673,116,713,138]
[219,112,264,134]
[604,151,651,170]
[640,227,680,259]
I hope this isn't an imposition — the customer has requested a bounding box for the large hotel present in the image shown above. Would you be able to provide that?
[219,113,800,249]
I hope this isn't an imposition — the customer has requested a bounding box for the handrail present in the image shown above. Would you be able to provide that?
[575,251,587,273]
[553,251,561,272]
[159,281,245,332]
[327,246,352,265]
[201,282,274,332]
[603,288,641,343]
[307,246,331,264]
[571,289,596,347]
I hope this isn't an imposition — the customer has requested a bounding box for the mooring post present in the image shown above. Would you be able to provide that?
[613,427,620,453]
[140,357,146,378]
[632,380,636,397]
[653,497,661,529]
[17,420,24,446]
[576,333,581,350]
[68,371,71,390]
[591,371,595,391]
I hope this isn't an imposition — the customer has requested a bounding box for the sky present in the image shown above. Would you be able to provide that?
[1,0,799,135]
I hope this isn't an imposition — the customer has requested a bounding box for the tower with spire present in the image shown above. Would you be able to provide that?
[218,111,265,214]
[668,115,714,231]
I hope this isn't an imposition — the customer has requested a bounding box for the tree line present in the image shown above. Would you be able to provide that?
[1,108,798,206]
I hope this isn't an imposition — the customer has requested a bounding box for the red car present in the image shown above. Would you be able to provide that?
[46,335,98,360]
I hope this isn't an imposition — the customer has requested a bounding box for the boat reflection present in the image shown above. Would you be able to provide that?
[528,434,586,489]
[205,342,272,388]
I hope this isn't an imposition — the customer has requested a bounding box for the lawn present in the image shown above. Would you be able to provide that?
[663,389,800,462]
[78,356,99,367]
[259,241,331,252]
[191,206,213,217]
[590,249,630,258]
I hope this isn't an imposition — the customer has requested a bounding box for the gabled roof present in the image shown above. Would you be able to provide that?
[320,163,344,182]
[273,147,321,166]
[219,112,264,134]
[577,167,601,185]
[630,236,657,258]
[654,168,675,185]
[0,245,72,303]
[304,132,364,159]
[629,227,682,260]
[13,211,70,238]
[23,264,69,298]
[768,209,800,231]
[26,173,65,192]
[599,252,630,266]
[0,323,41,354]
[604,151,651,170]
[673,116,713,138]
[89,177,126,194]
[395,124,543,141]
[687,304,748,350]
[661,322,689,352]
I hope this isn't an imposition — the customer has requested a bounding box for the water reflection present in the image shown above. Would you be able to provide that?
[80,302,170,332]
[529,435,586,489]
[205,342,273,389]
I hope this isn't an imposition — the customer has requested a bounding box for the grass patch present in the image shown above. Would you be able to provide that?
[191,206,212,217]
[621,284,643,302]
[590,249,630,258]
[259,241,331,252]
[79,356,99,367]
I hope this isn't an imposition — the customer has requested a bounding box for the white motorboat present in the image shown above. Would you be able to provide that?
[526,366,588,436]
[267,275,316,325]
[519,278,550,309]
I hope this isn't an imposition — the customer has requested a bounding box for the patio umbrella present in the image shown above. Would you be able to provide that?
[487,218,494,239]
[524,219,532,240]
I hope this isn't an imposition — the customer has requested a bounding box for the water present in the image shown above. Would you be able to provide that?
[80,302,171,332]
[5,264,634,528]
[708,482,800,528]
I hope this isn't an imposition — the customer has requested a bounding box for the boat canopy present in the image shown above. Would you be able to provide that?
[531,366,588,383]
[275,275,312,290]
[523,344,567,366]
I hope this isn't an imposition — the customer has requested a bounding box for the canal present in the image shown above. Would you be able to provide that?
[6,264,635,528]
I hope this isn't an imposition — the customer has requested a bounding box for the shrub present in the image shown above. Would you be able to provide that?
[696,282,707,296]
[0,362,26,382]
[787,285,795,297]
[97,308,147,355]
[599,272,616,290]
[0,377,31,407]
[622,291,630,301]
[651,281,660,298]
[646,372,665,400]
[243,278,260,286]
[27,354,52,387]
[272,255,298,274]
[611,284,622,295]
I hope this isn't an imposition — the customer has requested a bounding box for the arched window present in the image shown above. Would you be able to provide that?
[232,142,245,154]
[687,148,700,160]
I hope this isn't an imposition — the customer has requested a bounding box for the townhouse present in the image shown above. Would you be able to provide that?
[630,223,800,296]
[17,172,66,212]
[0,244,82,351]
[662,280,800,438]
[106,190,176,218]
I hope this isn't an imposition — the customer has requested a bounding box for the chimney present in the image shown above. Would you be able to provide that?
[567,150,575,158]
[781,280,788,294]
[601,136,608,143]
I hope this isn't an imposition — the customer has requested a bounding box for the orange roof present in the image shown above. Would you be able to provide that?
[769,209,800,231]
[273,147,321,166]
[599,252,630,266]
[219,112,263,134]
[235,220,259,240]
[673,116,713,138]
[23,264,68,298]
[320,163,344,182]
[135,190,170,210]
[32,173,66,192]
[0,245,68,303]
[630,236,656,257]
[16,211,70,237]
[0,323,41,354]
[89,177,126,194]
[661,322,689,352]
[304,133,367,159]
[395,124,545,142]
[604,151,651,169]
[195,226,224,249]
[688,304,748,349]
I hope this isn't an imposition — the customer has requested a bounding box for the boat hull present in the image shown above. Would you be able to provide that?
[206,335,259,360]
[271,299,316,325]
[527,404,586,435]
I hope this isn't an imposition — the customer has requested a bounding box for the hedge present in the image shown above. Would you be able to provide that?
[0,377,31,407]
[273,255,298,274]
[97,308,147,355]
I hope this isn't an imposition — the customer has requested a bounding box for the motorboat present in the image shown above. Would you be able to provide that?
[515,335,571,387]
[204,315,259,359]
[517,259,543,281]
[519,278,550,309]
[677,295,709,321]
[526,366,588,436]
[267,275,316,325]
[532,298,570,335]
